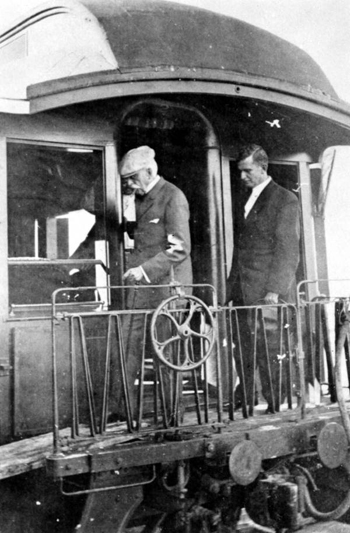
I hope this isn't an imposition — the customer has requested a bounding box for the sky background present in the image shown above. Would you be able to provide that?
[0,0,349,102]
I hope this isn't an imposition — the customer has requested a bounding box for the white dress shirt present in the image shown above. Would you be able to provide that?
[244,177,271,218]
[123,193,136,249]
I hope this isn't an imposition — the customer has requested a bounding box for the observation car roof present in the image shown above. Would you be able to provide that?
[0,0,349,118]
[85,0,336,96]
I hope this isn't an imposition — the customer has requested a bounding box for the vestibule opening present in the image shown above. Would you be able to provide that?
[118,99,225,304]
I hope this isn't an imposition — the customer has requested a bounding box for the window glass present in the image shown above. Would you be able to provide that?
[7,142,107,311]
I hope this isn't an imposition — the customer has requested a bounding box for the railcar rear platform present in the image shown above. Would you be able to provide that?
[0,400,344,481]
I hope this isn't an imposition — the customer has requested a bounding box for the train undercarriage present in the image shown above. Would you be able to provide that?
[2,404,350,532]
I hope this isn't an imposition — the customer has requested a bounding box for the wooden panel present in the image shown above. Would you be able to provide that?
[0,425,134,481]
[0,431,54,480]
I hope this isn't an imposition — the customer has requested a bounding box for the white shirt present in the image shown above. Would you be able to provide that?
[244,177,272,218]
[123,193,136,249]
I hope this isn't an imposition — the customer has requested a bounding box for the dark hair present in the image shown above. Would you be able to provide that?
[238,144,268,170]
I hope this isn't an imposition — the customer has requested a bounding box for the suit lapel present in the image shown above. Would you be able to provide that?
[245,180,275,222]
[136,177,165,220]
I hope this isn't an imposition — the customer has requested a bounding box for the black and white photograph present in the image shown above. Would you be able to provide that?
[1,0,350,531]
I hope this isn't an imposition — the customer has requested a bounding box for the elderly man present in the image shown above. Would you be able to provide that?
[227,144,300,414]
[121,145,192,305]
[115,146,192,422]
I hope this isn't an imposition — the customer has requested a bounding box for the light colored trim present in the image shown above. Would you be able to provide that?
[0,137,8,318]
[221,157,234,277]
[105,142,120,225]
[104,142,123,288]
[298,161,318,301]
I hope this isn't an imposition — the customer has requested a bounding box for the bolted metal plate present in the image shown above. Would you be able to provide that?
[229,440,262,486]
[317,422,348,469]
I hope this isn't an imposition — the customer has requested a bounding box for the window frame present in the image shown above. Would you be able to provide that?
[4,138,119,319]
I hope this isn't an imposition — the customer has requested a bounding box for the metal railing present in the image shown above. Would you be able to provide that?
[50,281,350,452]
[51,284,219,452]
[297,279,350,411]
[222,302,298,418]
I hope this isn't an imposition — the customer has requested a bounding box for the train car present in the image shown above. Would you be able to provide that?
[2,0,350,531]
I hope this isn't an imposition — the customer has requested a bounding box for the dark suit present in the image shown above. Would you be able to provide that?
[118,177,192,421]
[126,176,192,308]
[228,179,300,305]
[227,179,300,411]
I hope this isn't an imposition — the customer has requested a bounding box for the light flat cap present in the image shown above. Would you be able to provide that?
[119,146,156,177]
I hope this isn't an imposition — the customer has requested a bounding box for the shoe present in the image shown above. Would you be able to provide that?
[234,399,243,411]
[234,392,259,411]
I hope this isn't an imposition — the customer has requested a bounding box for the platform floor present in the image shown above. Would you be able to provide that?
[0,397,344,481]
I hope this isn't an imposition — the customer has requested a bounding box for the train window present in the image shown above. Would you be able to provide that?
[7,142,107,315]
[317,146,350,294]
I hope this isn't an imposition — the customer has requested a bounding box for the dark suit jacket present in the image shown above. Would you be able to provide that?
[227,179,300,305]
[126,177,192,309]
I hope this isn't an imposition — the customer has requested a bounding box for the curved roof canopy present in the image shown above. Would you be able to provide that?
[0,0,344,114]
[84,0,337,98]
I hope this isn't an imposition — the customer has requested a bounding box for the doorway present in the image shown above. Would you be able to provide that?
[118,99,225,304]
